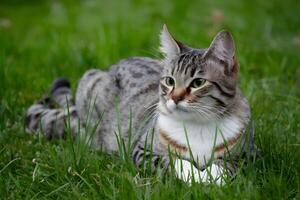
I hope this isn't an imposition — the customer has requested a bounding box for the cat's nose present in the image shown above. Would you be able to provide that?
[172,95,184,104]
[171,88,187,104]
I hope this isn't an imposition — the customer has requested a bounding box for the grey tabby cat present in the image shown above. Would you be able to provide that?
[26,25,256,185]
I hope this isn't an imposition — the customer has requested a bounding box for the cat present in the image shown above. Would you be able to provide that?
[25,25,257,185]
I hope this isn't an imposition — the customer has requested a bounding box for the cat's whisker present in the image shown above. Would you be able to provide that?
[189,107,213,121]
[188,104,230,120]
[142,102,159,120]
[189,105,222,121]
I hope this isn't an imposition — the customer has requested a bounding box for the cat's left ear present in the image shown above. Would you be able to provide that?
[160,24,188,60]
[204,30,235,68]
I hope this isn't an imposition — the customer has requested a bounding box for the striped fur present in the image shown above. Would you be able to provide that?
[25,27,258,185]
[26,78,79,139]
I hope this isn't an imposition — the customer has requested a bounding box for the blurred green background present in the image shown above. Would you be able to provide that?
[0,0,299,199]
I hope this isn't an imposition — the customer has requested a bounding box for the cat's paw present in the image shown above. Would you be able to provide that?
[198,164,226,186]
[174,158,201,183]
[174,159,226,186]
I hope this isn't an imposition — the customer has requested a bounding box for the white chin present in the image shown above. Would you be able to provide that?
[166,100,177,111]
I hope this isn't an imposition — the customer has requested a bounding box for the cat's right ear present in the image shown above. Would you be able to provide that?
[203,30,235,66]
[160,24,185,60]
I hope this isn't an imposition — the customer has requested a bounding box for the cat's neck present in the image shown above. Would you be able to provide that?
[156,112,245,164]
[157,113,244,140]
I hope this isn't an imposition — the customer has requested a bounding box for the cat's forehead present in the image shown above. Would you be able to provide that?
[164,49,207,78]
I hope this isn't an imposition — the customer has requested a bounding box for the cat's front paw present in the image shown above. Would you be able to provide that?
[174,158,201,183]
[197,164,226,186]
[174,159,226,186]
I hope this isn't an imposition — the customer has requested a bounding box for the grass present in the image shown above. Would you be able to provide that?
[0,0,299,199]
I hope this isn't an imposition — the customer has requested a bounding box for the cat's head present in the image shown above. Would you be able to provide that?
[158,25,239,122]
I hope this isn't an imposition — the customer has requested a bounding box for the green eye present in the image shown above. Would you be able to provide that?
[165,77,175,87]
[191,78,206,88]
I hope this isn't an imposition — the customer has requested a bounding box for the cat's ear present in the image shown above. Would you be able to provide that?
[160,24,186,60]
[204,30,235,65]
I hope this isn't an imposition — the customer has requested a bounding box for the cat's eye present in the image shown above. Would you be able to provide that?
[165,77,175,87]
[190,78,206,88]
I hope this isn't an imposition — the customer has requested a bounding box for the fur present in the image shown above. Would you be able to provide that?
[25,25,257,185]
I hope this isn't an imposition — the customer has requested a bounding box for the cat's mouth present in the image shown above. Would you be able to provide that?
[165,100,189,113]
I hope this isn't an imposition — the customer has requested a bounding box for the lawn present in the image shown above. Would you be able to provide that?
[0,0,299,199]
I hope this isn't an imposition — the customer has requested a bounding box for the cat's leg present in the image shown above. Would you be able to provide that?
[76,69,119,150]
[25,78,80,139]
[132,126,170,171]
[132,140,170,171]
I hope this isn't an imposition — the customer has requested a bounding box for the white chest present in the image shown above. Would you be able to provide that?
[157,115,242,166]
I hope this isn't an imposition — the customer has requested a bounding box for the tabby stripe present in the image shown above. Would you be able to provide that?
[138,144,145,150]
[178,55,186,73]
[208,95,226,107]
[177,54,186,69]
[130,83,158,100]
[177,54,186,74]
[88,76,104,117]
[133,150,141,162]
[171,64,175,76]
[212,82,235,98]
[88,77,102,98]
[183,64,190,75]
[86,70,98,77]
[153,157,160,167]
[180,54,190,73]
[94,105,102,119]
[145,153,154,159]
[192,54,197,64]
[190,66,197,77]
[83,76,100,113]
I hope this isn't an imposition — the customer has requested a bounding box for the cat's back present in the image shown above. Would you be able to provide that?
[110,56,162,122]
[110,57,162,93]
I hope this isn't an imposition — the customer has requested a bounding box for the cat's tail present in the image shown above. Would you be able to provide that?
[25,78,79,139]
[50,77,74,108]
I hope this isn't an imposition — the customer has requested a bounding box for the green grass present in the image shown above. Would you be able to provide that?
[0,0,299,199]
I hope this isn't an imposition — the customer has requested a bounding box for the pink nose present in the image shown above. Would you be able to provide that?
[171,88,187,104]
[172,95,184,104]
